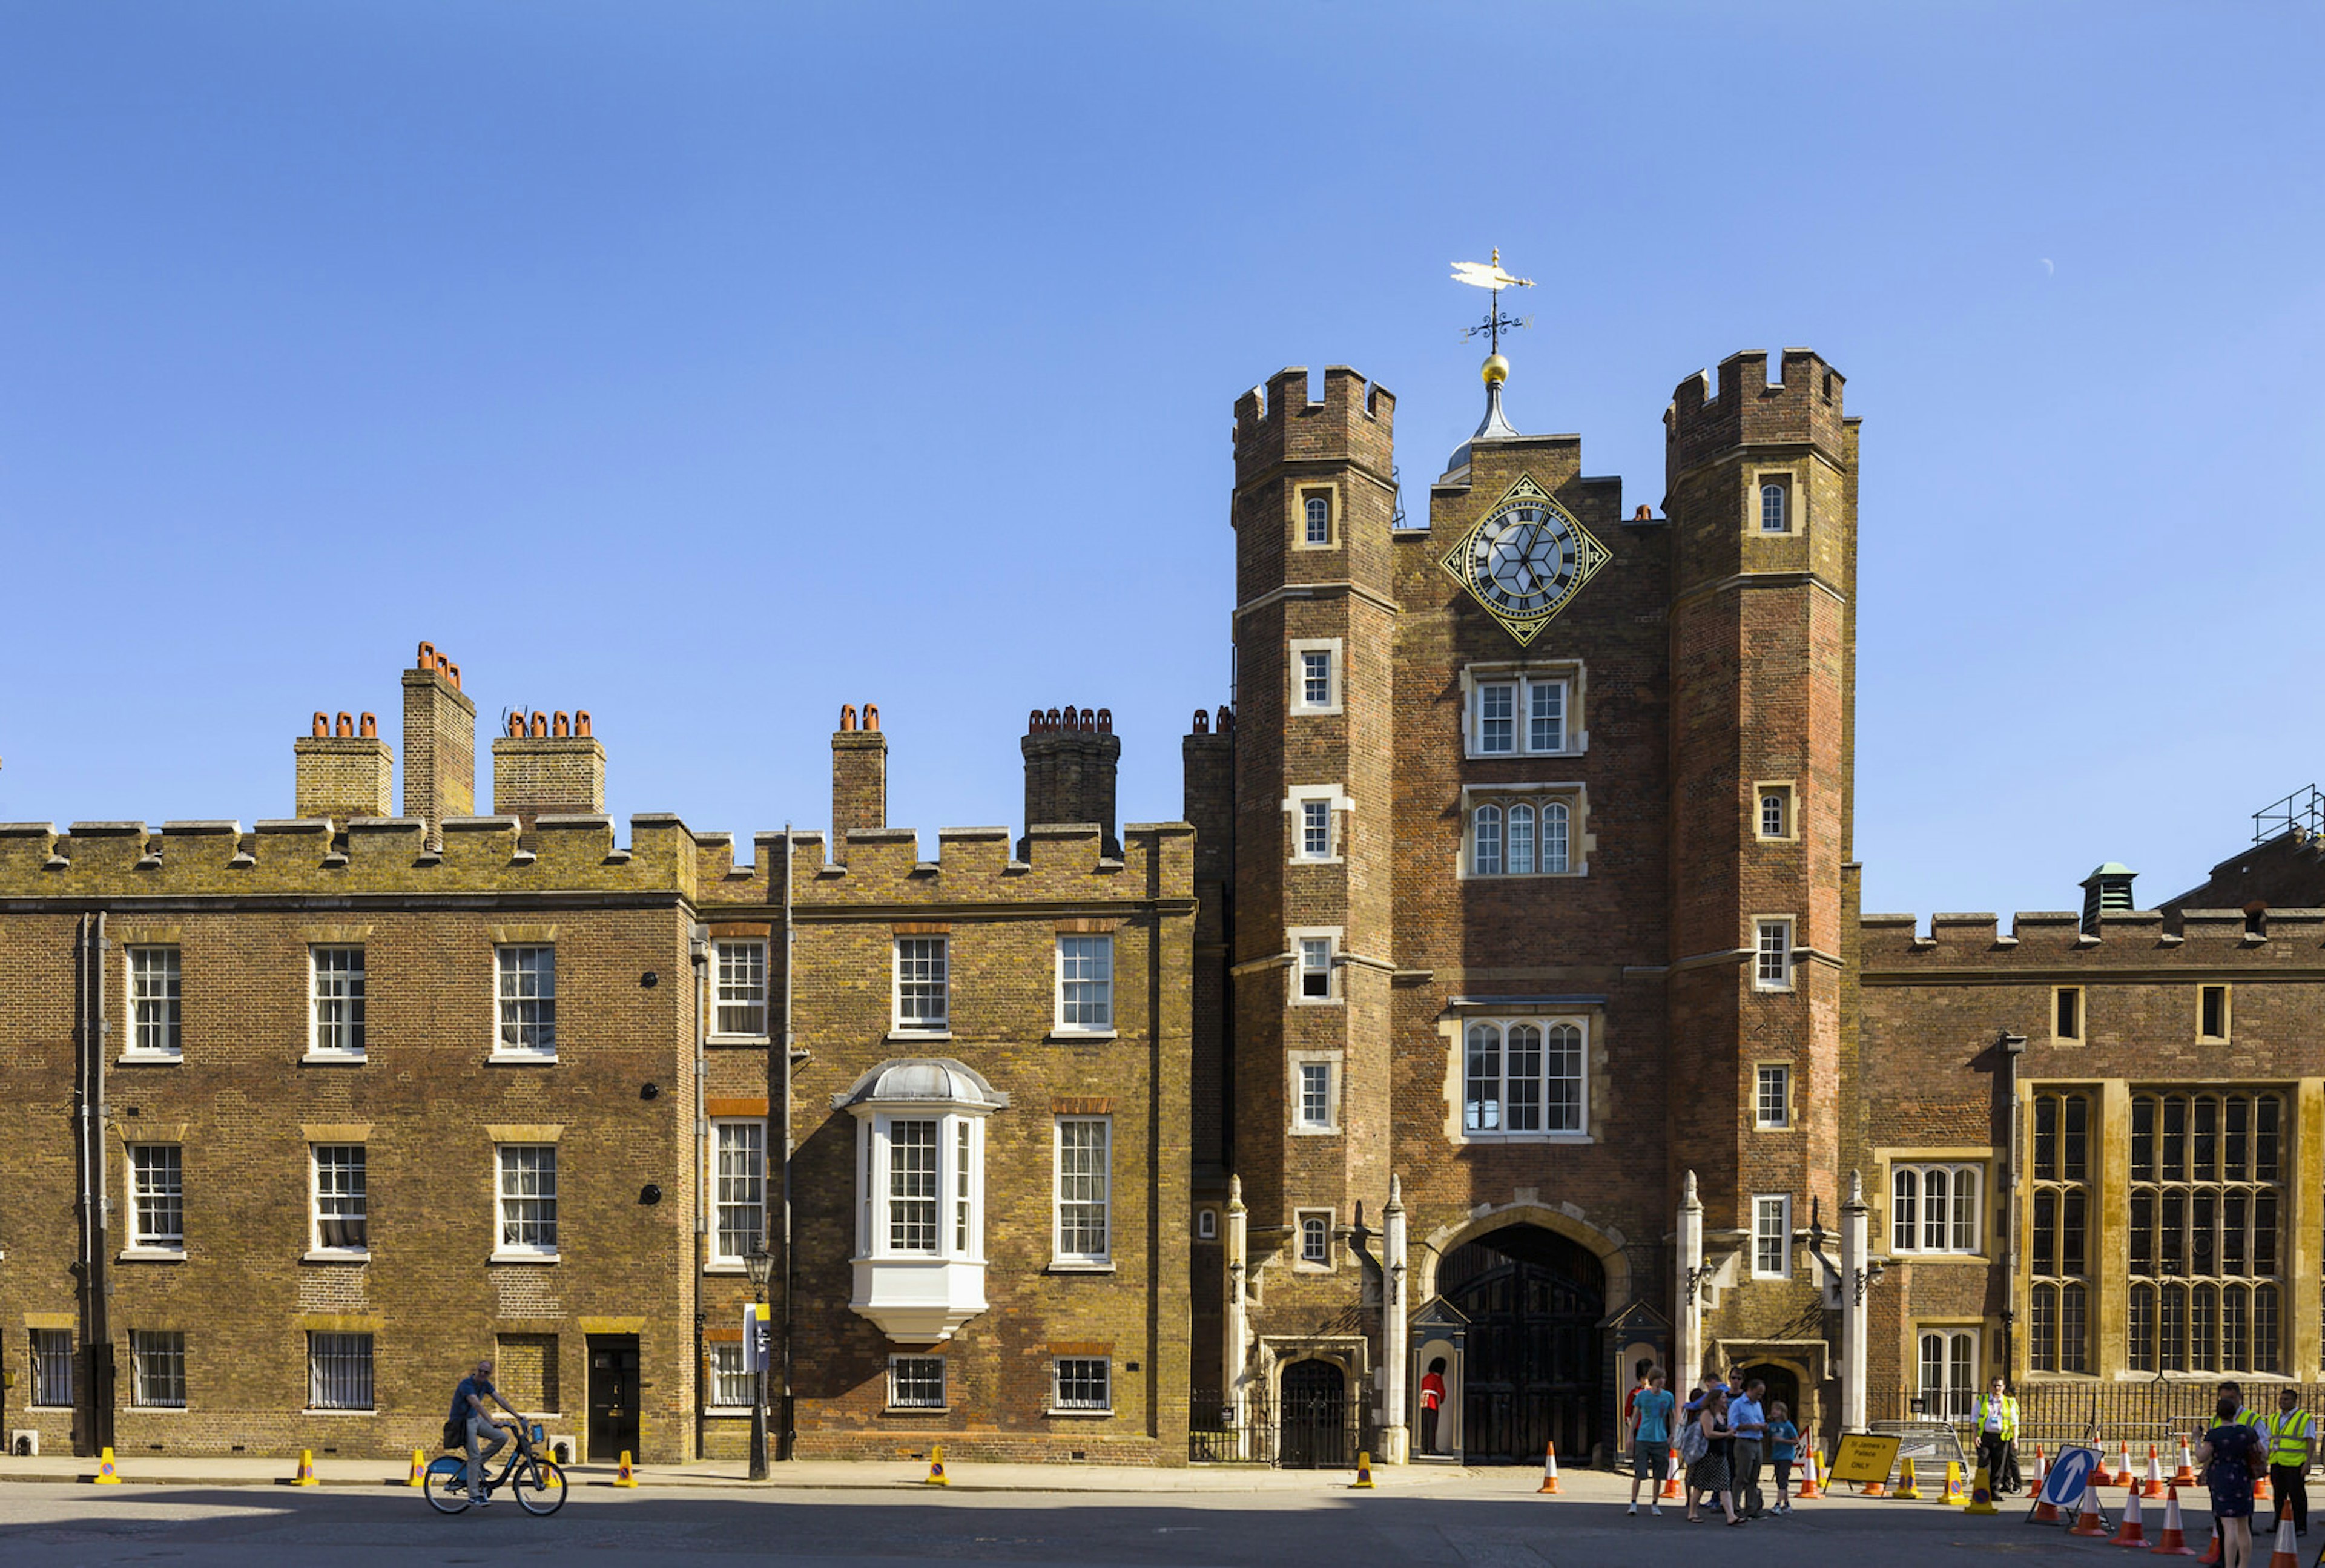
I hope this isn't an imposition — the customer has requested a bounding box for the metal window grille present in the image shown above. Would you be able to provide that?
[714,1121,765,1263]
[1528,680,1564,752]
[131,1145,183,1248]
[714,941,768,1036]
[1755,1196,1790,1275]
[889,1357,945,1409]
[497,1145,558,1253]
[308,1332,374,1411]
[706,1342,753,1409]
[1297,1062,1331,1127]
[310,946,366,1054]
[495,1334,558,1412]
[30,1329,73,1407]
[1476,683,1514,752]
[1058,936,1112,1029]
[1756,1064,1789,1128]
[1298,938,1331,999]
[1299,1214,1329,1264]
[129,946,181,1055]
[1056,1118,1110,1260]
[894,938,948,1029]
[1541,800,1571,874]
[1054,1358,1110,1412]
[1301,651,1330,707]
[1472,805,1502,875]
[1304,496,1329,544]
[887,1120,938,1252]
[312,1144,368,1250]
[131,1330,186,1408]
[1760,483,1787,532]
[1506,802,1534,875]
[496,946,556,1054]
[1300,799,1331,858]
[1755,922,1791,987]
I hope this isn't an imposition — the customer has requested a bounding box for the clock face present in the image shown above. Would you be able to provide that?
[1439,475,1609,645]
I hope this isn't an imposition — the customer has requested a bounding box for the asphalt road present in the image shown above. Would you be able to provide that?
[0,1478,2169,1566]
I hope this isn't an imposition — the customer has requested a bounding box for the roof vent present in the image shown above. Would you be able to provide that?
[2079,863,2137,935]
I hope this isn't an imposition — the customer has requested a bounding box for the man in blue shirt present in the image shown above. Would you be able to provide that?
[450,1358,525,1505]
[1729,1378,1768,1519]
[1629,1368,1675,1516]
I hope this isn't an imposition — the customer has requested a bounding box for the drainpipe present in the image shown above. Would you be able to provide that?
[74,912,113,1457]
[690,918,710,1461]
[1381,1175,1409,1464]
[1996,1030,2027,1383]
[778,826,796,1463]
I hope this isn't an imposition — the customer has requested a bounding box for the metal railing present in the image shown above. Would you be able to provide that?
[2253,785,2324,846]
[1877,1382,2325,1457]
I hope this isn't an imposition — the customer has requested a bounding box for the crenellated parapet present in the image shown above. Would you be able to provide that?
[1859,906,2325,967]
[1232,366,1394,484]
[1664,348,1849,475]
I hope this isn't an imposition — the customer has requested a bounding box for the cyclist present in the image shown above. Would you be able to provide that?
[450,1357,526,1506]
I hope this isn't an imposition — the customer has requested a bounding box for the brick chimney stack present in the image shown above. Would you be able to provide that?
[294,710,392,824]
[401,641,476,845]
[492,708,607,831]
[831,703,887,863]
[1023,705,1121,857]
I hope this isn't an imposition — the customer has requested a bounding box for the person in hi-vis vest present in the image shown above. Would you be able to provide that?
[1974,1377,2022,1494]
[2267,1386,2317,1537]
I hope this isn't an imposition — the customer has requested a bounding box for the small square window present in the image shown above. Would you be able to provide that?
[1755,1064,1790,1130]
[1296,937,1333,1001]
[1753,920,1794,991]
[889,1356,946,1410]
[2200,986,2230,1041]
[1297,1211,1332,1267]
[1196,1208,1218,1241]
[2053,986,2083,1043]
[1052,1357,1110,1412]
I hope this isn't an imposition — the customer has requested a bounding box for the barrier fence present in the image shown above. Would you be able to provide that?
[1875,1382,2325,1458]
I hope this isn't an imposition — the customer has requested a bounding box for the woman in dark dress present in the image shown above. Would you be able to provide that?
[2197,1391,2264,1568]
[1685,1388,1743,1525]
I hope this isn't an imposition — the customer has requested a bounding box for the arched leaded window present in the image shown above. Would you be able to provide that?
[1542,800,1569,874]
[1759,483,1787,532]
[1506,803,1534,875]
[1472,805,1502,876]
[1304,495,1330,545]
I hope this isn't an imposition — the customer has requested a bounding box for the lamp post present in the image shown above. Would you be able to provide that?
[745,1244,773,1481]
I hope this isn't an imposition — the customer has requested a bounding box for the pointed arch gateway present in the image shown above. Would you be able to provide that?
[1426,1215,1614,1463]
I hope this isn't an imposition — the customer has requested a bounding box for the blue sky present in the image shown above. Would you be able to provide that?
[2,2,2319,918]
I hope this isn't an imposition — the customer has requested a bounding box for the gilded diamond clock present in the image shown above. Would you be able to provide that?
[1440,474,1609,645]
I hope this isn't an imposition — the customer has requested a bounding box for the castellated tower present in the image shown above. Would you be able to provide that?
[1663,349,1859,1368]
[1224,366,1400,1356]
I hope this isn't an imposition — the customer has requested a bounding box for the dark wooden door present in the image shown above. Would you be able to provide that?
[1442,1225,1604,1463]
[1277,1359,1348,1469]
[587,1336,639,1464]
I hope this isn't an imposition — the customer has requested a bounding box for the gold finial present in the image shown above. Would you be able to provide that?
[1482,354,1509,386]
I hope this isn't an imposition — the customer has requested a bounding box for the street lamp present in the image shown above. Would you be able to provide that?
[745,1244,774,1481]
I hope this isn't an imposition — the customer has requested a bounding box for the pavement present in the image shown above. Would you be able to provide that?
[0,1456,2277,1566]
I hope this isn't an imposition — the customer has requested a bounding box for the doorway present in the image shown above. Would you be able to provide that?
[1440,1224,1605,1462]
[1277,1359,1349,1469]
[587,1336,640,1465]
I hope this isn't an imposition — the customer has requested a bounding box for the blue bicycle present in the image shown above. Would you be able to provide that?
[423,1422,567,1516]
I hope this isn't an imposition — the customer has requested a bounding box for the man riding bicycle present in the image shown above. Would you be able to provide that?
[450,1358,527,1506]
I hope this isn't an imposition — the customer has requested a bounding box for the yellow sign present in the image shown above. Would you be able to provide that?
[1829,1432,1904,1486]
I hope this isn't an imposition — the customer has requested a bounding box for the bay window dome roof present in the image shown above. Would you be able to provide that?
[833,1057,1008,1112]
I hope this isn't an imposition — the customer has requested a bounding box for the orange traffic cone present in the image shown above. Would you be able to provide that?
[2253,1466,2273,1504]
[2113,1444,2138,1486]
[2264,1515,2300,1568]
[2109,1485,2148,1547]
[2195,1524,2224,1565]
[2142,1445,2166,1498]
[2071,1481,2111,1538]
[1796,1446,1824,1500]
[2169,1440,2198,1486]
[1535,1440,1560,1494]
[2149,1484,2197,1555]
[1660,1448,1683,1501]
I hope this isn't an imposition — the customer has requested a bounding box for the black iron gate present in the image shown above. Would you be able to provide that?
[1278,1360,1350,1469]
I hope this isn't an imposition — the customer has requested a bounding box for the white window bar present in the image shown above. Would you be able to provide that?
[131,1329,185,1408]
[308,1331,374,1411]
[714,940,768,1037]
[1476,682,1515,753]
[1053,1357,1110,1411]
[312,1144,368,1251]
[1755,921,1792,989]
[1301,650,1331,707]
[30,1329,73,1408]
[1528,680,1565,752]
[706,1341,752,1409]
[128,946,181,1056]
[889,1356,946,1409]
[1756,1064,1789,1128]
[1058,935,1113,1029]
[1298,937,1332,1000]
[310,946,365,1055]
[496,946,556,1055]
[1300,799,1331,858]
[1055,1118,1110,1262]
[1297,1061,1332,1128]
[130,1145,183,1249]
[1299,1213,1330,1265]
[714,1121,765,1264]
[894,938,948,1030]
[1754,1195,1791,1276]
[887,1119,938,1252]
[497,1145,558,1254]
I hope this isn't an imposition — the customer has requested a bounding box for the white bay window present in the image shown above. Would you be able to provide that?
[841,1058,1006,1345]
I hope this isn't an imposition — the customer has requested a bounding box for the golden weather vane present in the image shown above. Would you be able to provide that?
[1450,248,1535,357]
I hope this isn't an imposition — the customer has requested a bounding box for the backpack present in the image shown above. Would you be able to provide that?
[443,1415,466,1453]
[1678,1413,1710,1465]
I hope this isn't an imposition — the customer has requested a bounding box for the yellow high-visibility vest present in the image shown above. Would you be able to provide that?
[2268,1409,2313,1469]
